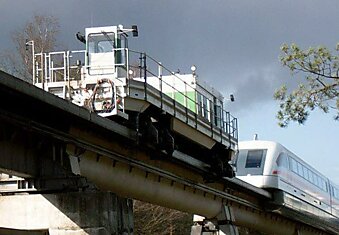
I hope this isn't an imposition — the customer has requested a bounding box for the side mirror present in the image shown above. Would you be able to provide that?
[76,32,86,44]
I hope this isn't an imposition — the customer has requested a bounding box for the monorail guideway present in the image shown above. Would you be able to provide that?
[31,24,238,178]
[0,62,335,235]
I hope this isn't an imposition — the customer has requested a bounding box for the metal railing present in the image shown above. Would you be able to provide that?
[33,50,85,85]
[128,50,238,142]
[32,48,238,143]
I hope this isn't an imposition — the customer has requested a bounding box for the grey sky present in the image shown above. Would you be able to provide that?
[2,0,339,111]
[1,0,339,184]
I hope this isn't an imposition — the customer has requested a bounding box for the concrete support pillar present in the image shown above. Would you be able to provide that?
[0,191,133,235]
[217,205,239,235]
[191,205,240,235]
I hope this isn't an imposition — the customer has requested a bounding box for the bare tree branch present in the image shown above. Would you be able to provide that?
[0,14,59,81]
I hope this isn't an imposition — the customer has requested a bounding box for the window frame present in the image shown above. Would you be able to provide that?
[245,149,266,169]
[87,32,115,54]
[276,152,289,168]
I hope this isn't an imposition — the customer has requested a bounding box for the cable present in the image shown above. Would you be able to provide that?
[91,78,115,113]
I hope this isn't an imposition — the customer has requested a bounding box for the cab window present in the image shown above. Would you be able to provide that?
[236,149,267,176]
[88,32,115,53]
[245,150,265,168]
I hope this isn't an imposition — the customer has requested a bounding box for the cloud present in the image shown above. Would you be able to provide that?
[219,64,284,113]
[1,0,338,117]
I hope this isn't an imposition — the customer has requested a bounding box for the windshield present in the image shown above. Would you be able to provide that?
[88,32,115,53]
[236,149,267,176]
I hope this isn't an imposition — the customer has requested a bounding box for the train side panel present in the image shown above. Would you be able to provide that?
[330,183,339,218]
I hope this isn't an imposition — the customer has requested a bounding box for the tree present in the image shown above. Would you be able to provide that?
[133,200,192,235]
[274,43,339,127]
[0,14,59,82]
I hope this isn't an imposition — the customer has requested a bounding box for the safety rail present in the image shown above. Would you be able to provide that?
[128,50,238,142]
[32,48,238,142]
[34,50,85,85]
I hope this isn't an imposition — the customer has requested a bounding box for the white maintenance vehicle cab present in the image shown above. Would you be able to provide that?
[32,24,238,177]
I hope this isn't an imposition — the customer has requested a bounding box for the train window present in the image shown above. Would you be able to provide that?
[322,181,325,191]
[318,177,323,189]
[319,178,322,189]
[303,167,308,180]
[197,93,210,121]
[319,177,324,190]
[197,94,203,116]
[314,174,320,187]
[203,96,208,119]
[245,150,266,168]
[214,104,222,128]
[316,175,324,190]
[308,171,313,183]
[334,187,339,199]
[297,162,303,177]
[301,165,308,179]
[98,40,114,53]
[88,32,115,53]
[309,170,314,182]
[311,172,316,185]
[334,187,337,198]
[323,180,328,192]
[236,149,267,176]
[290,158,298,174]
[276,153,289,168]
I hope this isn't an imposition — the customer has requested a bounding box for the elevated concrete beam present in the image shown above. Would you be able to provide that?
[0,136,39,177]
[0,191,133,235]
[70,149,330,235]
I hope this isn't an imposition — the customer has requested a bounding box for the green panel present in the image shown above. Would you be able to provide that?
[165,91,196,112]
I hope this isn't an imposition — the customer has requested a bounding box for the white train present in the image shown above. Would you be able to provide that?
[236,140,339,232]
[30,25,238,177]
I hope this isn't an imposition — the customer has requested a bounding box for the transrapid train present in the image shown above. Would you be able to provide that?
[31,25,238,177]
[236,140,339,232]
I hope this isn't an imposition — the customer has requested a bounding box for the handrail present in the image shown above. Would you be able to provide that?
[33,48,238,142]
[128,50,238,142]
